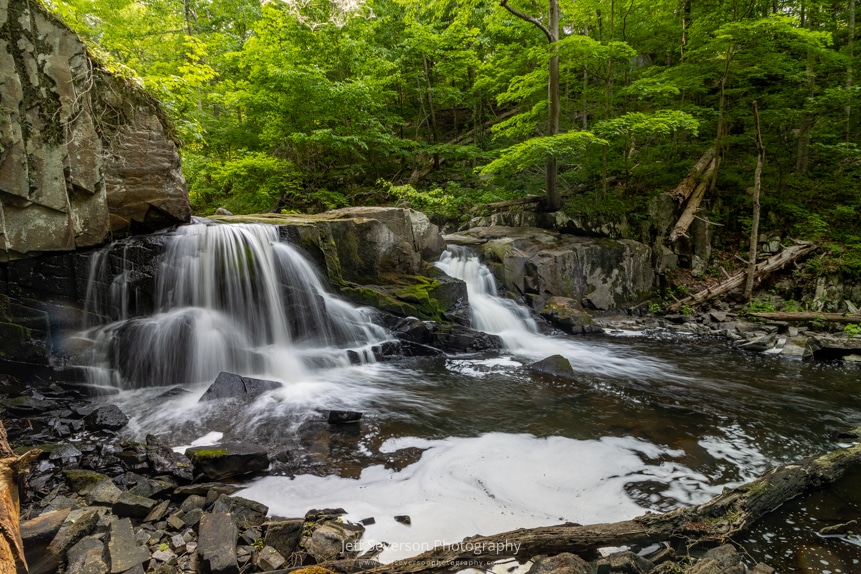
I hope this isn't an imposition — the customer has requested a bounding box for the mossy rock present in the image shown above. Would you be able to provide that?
[64,469,110,493]
[190,449,228,459]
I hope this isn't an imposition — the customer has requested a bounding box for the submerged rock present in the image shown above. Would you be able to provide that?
[528,355,577,381]
[199,372,282,402]
[327,411,363,424]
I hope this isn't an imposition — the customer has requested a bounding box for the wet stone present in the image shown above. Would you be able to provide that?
[528,553,590,574]
[84,405,129,431]
[107,517,150,573]
[197,512,240,574]
[143,500,170,523]
[112,491,157,519]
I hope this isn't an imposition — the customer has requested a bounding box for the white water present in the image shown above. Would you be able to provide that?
[80,222,388,391]
[435,247,681,380]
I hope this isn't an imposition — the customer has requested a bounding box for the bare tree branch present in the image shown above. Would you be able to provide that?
[499,0,552,42]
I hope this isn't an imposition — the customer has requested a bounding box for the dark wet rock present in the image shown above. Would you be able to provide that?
[528,553,590,574]
[145,435,193,482]
[116,444,149,470]
[84,405,129,431]
[426,323,502,353]
[87,480,123,506]
[328,410,363,424]
[593,550,652,573]
[303,520,365,562]
[393,515,411,525]
[66,536,108,574]
[112,491,157,519]
[198,372,282,402]
[359,517,376,526]
[107,517,150,573]
[186,443,269,481]
[4,395,60,415]
[198,512,240,574]
[64,469,111,494]
[263,519,303,558]
[256,546,287,571]
[182,508,205,526]
[211,494,269,529]
[803,335,861,360]
[129,476,175,499]
[528,355,577,381]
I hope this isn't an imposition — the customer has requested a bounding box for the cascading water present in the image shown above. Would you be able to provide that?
[81,222,388,391]
[435,246,677,379]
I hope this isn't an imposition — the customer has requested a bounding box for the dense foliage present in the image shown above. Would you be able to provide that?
[47,0,860,272]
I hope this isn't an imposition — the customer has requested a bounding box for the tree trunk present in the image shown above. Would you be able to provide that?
[422,55,438,143]
[545,0,561,211]
[0,422,40,573]
[744,100,764,302]
[847,0,856,143]
[499,0,561,211]
[668,243,816,312]
[710,48,733,193]
[363,436,861,574]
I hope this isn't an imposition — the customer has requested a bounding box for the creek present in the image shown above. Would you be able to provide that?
[76,222,861,569]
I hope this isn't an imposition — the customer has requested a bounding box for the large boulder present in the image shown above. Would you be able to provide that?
[198,372,282,402]
[185,443,270,481]
[448,226,654,311]
[0,0,189,262]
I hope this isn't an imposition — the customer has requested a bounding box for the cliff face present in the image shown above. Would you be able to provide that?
[0,0,190,262]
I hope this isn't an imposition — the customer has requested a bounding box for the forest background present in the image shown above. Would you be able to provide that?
[47,0,861,276]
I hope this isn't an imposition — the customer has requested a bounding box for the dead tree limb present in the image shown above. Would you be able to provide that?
[0,422,40,574]
[667,243,816,312]
[363,437,861,574]
[744,101,765,302]
[669,157,718,242]
[670,148,716,202]
[748,312,861,323]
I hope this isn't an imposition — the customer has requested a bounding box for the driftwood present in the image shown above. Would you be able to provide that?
[364,435,861,574]
[670,148,716,202]
[0,422,39,574]
[668,243,817,312]
[748,311,861,323]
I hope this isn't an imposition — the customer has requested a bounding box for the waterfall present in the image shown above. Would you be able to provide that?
[81,222,388,390]
[435,246,677,378]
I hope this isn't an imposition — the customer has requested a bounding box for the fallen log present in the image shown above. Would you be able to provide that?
[748,311,861,323]
[667,243,816,312]
[364,434,861,574]
[0,422,40,574]
[670,148,716,202]
[668,157,718,242]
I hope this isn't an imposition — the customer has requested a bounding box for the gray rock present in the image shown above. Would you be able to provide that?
[528,552,590,574]
[538,297,601,335]
[211,494,269,529]
[198,512,240,574]
[144,500,170,523]
[112,491,157,519]
[198,372,282,402]
[64,470,111,494]
[701,544,743,574]
[66,536,108,574]
[182,508,205,526]
[180,494,207,513]
[255,546,286,571]
[186,443,269,481]
[263,519,303,557]
[21,508,72,573]
[327,410,363,424]
[804,335,861,360]
[107,518,150,573]
[87,480,123,506]
[303,520,364,562]
[592,550,652,574]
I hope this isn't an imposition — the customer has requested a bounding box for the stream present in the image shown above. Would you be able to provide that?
[77,222,861,570]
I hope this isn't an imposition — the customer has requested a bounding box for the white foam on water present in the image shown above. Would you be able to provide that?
[238,432,718,562]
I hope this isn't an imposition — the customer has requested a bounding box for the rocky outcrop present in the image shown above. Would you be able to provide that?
[0,0,189,261]
[449,226,654,311]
